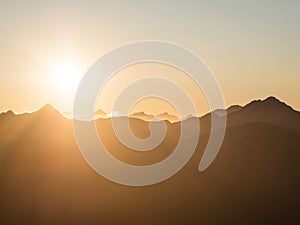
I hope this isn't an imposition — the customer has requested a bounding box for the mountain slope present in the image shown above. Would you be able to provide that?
[227,96,300,130]
[0,97,299,225]
[199,96,300,134]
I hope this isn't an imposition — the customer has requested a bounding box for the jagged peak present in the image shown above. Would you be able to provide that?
[155,112,178,117]
[244,96,296,112]
[130,111,153,116]
[39,104,58,112]
[0,110,15,117]
[34,104,64,118]
[264,96,281,102]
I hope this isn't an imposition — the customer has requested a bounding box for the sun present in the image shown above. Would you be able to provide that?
[48,57,86,112]
[52,60,83,96]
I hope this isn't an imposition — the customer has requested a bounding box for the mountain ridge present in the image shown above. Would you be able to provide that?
[1,96,299,122]
[0,96,299,225]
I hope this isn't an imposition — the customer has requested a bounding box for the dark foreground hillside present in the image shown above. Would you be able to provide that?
[0,97,299,225]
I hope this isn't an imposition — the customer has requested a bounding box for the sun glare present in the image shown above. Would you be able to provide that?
[52,60,83,96]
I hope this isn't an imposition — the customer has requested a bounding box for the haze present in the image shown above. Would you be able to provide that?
[0,0,299,114]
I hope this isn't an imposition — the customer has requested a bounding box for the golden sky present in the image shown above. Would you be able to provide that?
[0,0,299,115]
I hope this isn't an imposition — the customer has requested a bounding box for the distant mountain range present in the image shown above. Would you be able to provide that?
[130,111,179,122]
[8,96,300,125]
[63,108,179,121]
[0,96,299,225]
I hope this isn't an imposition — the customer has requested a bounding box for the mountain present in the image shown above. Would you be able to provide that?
[94,109,107,116]
[0,96,299,225]
[130,111,154,121]
[213,105,243,116]
[130,111,178,123]
[227,96,300,130]
[64,109,108,120]
[0,110,15,122]
[33,104,64,119]
[156,112,178,123]
[198,96,300,134]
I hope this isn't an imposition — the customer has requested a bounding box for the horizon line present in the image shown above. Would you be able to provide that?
[1,95,299,122]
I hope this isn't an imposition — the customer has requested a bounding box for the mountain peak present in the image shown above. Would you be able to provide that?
[0,110,15,119]
[131,111,151,116]
[263,96,281,103]
[130,111,154,122]
[39,104,59,112]
[94,109,107,116]
[130,111,179,122]
[34,104,63,119]
[155,112,179,122]
[261,96,287,106]
[156,112,170,116]
[244,96,295,112]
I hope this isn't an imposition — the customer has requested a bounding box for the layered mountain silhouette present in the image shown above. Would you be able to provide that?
[214,104,242,116]
[130,111,179,123]
[130,111,154,121]
[0,96,299,225]
[227,96,300,129]
[65,109,179,122]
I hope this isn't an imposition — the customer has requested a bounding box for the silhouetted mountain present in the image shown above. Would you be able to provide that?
[156,112,178,123]
[33,104,64,119]
[245,96,295,112]
[199,96,300,134]
[227,104,243,113]
[0,110,15,120]
[214,105,243,116]
[227,96,300,130]
[94,109,107,116]
[130,111,179,122]
[130,111,154,121]
[0,96,299,225]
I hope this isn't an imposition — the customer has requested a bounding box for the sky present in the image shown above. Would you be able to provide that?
[0,0,299,116]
